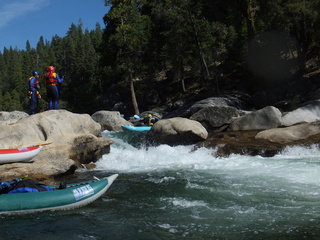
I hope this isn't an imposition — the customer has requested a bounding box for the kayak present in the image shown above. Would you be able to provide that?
[0,146,42,164]
[122,125,152,132]
[0,174,118,215]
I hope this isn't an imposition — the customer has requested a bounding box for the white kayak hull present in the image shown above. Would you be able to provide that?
[0,146,42,164]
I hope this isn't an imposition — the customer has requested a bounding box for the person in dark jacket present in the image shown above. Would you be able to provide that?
[28,71,41,114]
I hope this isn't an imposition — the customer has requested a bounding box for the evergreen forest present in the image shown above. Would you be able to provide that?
[0,0,319,117]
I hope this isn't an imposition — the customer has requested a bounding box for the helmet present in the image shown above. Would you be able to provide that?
[33,71,39,76]
[148,114,152,117]
[47,66,55,72]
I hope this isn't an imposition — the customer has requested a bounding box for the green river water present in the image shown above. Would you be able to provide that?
[1,131,320,239]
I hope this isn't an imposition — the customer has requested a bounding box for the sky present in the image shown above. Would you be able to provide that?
[0,0,109,52]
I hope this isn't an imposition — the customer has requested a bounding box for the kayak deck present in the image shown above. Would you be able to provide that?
[122,125,151,132]
[0,146,40,154]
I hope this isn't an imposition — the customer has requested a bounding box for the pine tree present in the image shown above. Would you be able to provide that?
[103,0,151,115]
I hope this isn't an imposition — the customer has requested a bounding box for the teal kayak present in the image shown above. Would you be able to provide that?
[122,125,151,132]
[0,174,118,215]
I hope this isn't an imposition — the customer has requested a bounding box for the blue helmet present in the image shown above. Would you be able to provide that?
[33,71,39,76]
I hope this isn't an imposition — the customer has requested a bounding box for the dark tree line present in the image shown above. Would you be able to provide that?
[0,22,104,113]
[0,0,319,115]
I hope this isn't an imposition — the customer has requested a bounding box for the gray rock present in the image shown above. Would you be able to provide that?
[0,110,113,182]
[189,97,229,115]
[0,111,29,124]
[282,100,320,126]
[164,94,248,119]
[229,106,283,131]
[255,121,320,144]
[91,110,131,131]
[147,117,208,146]
[190,106,240,131]
[69,134,114,165]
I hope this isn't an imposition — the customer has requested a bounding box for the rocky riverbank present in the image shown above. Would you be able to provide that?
[93,99,320,158]
[0,110,113,184]
[198,129,320,158]
[1,96,320,183]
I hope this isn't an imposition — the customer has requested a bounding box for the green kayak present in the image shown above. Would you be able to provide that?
[0,174,118,215]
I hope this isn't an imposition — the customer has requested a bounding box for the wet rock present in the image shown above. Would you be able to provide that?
[256,121,320,144]
[229,106,283,131]
[282,100,320,126]
[147,117,208,146]
[197,131,288,158]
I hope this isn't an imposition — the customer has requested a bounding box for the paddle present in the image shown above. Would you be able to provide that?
[36,142,53,146]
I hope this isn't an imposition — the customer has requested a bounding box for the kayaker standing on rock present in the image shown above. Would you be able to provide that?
[44,66,64,110]
[28,71,41,114]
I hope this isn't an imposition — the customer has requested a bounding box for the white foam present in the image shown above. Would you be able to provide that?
[97,131,320,188]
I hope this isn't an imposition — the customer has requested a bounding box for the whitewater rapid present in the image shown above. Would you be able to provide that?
[97,130,320,188]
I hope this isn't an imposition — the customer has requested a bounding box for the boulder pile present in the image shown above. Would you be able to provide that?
[0,110,113,183]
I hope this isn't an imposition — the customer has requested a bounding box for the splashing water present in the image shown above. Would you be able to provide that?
[99,130,320,186]
[95,130,320,239]
[3,130,320,240]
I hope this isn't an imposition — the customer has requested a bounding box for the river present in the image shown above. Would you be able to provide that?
[1,130,320,239]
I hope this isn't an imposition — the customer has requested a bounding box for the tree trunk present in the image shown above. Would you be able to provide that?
[237,0,257,42]
[189,12,210,82]
[296,12,308,75]
[246,0,256,41]
[129,70,140,115]
[181,78,186,93]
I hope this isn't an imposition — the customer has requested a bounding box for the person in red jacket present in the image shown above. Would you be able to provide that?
[45,66,64,110]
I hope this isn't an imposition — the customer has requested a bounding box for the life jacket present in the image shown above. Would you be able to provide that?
[45,72,58,86]
[28,76,40,88]
[146,116,155,126]
[148,117,154,126]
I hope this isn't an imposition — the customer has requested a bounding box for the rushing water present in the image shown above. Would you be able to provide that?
[2,130,320,239]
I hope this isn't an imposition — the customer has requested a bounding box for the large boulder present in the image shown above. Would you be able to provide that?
[91,110,131,131]
[189,97,230,115]
[147,117,208,146]
[0,111,28,124]
[229,106,283,131]
[163,94,248,119]
[255,121,320,144]
[189,95,248,115]
[282,100,320,126]
[0,110,113,183]
[69,134,113,166]
[0,110,102,146]
[190,106,241,132]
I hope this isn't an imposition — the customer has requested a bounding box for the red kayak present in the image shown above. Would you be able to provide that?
[0,146,42,164]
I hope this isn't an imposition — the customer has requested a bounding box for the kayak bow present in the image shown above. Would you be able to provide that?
[0,174,118,215]
[0,146,42,164]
